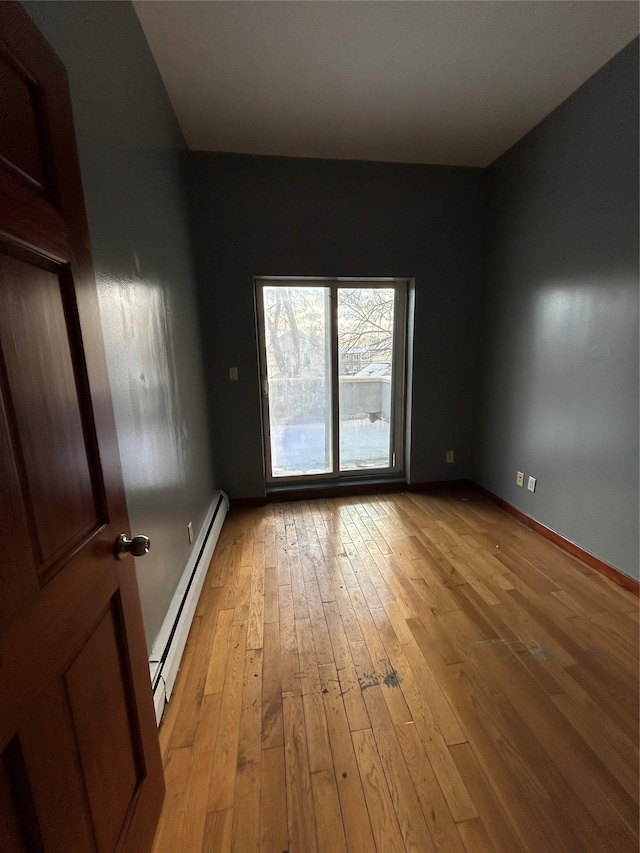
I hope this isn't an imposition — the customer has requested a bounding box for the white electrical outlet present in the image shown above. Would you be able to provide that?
[527,476,537,493]
[187,521,194,544]
[229,366,238,381]
[446,450,454,464]
[516,471,524,487]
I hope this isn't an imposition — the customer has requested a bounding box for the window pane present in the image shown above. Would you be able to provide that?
[262,286,332,476]
[338,288,395,471]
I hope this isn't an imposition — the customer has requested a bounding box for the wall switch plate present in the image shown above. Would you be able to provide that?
[516,471,525,487]
[187,522,194,544]
[446,450,454,464]
[527,476,537,493]
[229,367,238,381]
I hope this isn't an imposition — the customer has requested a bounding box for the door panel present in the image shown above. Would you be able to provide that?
[0,252,104,576]
[0,49,48,192]
[17,683,96,853]
[65,602,144,851]
[0,5,164,851]
[0,740,39,853]
[0,384,38,631]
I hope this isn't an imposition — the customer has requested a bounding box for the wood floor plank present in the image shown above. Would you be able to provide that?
[279,584,301,696]
[311,769,348,853]
[231,648,263,852]
[373,609,478,822]
[183,693,223,849]
[261,621,284,749]
[395,722,467,853]
[396,620,467,745]
[170,609,222,749]
[152,491,639,853]
[410,560,463,613]
[296,616,321,691]
[262,511,277,573]
[323,600,371,732]
[334,582,364,644]
[206,520,237,589]
[449,741,525,853]
[297,618,333,773]
[348,587,413,726]
[275,521,291,587]
[457,817,497,853]
[350,641,436,852]
[352,728,405,853]
[301,543,331,587]
[263,565,279,624]
[590,608,640,657]
[204,608,234,696]
[474,643,639,845]
[152,746,191,853]
[260,747,288,853]
[319,662,376,852]
[303,690,333,776]
[283,693,319,853]
[565,661,638,734]
[202,809,233,853]
[207,619,247,813]
[234,559,253,622]
[305,577,335,666]
[465,648,617,853]
[551,690,639,802]
[290,547,310,621]
[551,670,639,771]
[436,663,567,852]
[348,554,385,611]
[246,559,265,650]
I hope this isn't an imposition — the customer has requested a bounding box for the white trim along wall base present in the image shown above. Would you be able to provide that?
[149,490,229,724]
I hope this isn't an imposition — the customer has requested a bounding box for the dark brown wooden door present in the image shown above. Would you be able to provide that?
[0,5,164,851]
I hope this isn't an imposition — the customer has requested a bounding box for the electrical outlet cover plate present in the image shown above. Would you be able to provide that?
[516,471,524,487]
[527,476,536,493]
[446,450,454,464]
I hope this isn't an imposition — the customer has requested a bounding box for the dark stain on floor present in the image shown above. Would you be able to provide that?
[358,663,402,691]
[383,669,402,688]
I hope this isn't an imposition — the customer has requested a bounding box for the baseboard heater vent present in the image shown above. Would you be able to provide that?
[149,490,229,724]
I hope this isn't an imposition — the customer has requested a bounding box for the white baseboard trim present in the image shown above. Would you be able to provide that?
[149,490,229,725]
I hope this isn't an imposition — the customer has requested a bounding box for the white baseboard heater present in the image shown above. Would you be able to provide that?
[149,489,229,724]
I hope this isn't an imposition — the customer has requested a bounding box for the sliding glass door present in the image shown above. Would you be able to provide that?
[259,283,333,477]
[256,278,406,483]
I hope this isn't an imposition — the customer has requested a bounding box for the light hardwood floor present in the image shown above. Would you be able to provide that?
[152,488,639,852]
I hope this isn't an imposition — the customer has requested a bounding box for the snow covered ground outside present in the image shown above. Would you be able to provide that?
[271,417,390,476]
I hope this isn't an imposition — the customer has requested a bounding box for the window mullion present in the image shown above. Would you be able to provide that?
[330,283,340,477]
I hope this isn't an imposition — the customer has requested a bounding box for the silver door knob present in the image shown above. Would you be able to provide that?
[115,533,151,560]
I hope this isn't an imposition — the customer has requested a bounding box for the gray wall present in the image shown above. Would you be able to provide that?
[475,39,639,579]
[188,154,484,498]
[23,1,218,645]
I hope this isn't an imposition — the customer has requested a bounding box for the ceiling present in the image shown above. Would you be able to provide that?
[134,1,638,168]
